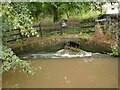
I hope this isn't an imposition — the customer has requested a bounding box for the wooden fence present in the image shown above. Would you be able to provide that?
[5,19,98,43]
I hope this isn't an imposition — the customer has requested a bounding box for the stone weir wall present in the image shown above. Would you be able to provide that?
[9,33,115,55]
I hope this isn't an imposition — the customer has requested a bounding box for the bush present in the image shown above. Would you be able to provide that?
[109,44,119,57]
[0,44,34,75]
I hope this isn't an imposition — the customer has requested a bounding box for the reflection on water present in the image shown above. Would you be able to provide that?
[3,57,118,88]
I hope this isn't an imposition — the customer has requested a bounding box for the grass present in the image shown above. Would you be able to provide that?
[34,10,101,24]
[78,32,92,39]
[63,10,101,22]
[33,15,53,25]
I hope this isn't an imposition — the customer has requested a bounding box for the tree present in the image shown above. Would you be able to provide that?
[1,2,37,75]
[38,2,91,22]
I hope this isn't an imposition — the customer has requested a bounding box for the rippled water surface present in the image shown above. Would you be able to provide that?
[3,57,118,88]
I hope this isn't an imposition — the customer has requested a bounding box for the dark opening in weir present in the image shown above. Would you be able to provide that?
[64,41,80,51]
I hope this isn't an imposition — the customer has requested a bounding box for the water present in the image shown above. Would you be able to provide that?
[3,57,118,88]
[0,74,1,89]
[21,49,109,59]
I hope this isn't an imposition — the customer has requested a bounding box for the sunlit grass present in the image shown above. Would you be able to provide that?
[34,15,53,25]
[34,10,101,24]
[41,16,53,24]
[67,10,100,21]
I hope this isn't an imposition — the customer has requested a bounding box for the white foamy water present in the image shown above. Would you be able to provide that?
[30,49,107,58]
[54,49,92,58]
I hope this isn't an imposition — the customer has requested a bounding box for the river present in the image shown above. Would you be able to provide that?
[2,49,118,88]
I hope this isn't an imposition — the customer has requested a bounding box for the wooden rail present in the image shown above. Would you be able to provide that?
[6,20,97,43]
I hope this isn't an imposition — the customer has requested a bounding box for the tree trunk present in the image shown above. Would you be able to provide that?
[53,5,58,22]
[66,11,69,19]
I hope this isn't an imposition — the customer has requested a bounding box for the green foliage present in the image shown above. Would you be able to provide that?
[2,2,39,43]
[30,2,104,24]
[0,44,33,75]
[20,26,39,38]
[1,2,37,75]
[30,2,92,22]
[109,44,119,57]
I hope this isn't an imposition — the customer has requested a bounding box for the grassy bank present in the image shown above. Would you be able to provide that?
[34,10,100,24]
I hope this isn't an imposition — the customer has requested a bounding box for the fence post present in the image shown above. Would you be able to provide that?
[38,23,43,38]
[59,22,63,35]
[60,25,63,35]
[18,27,23,40]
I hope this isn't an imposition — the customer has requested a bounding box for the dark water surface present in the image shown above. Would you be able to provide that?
[3,57,118,88]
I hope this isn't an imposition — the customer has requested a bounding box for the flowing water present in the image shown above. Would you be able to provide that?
[2,49,118,88]
[20,49,109,59]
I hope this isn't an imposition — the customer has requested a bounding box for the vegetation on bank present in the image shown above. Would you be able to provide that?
[109,44,119,57]
[0,2,119,75]
[1,2,36,75]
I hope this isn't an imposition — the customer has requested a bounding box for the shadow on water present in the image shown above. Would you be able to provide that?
[2,49,118,88]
